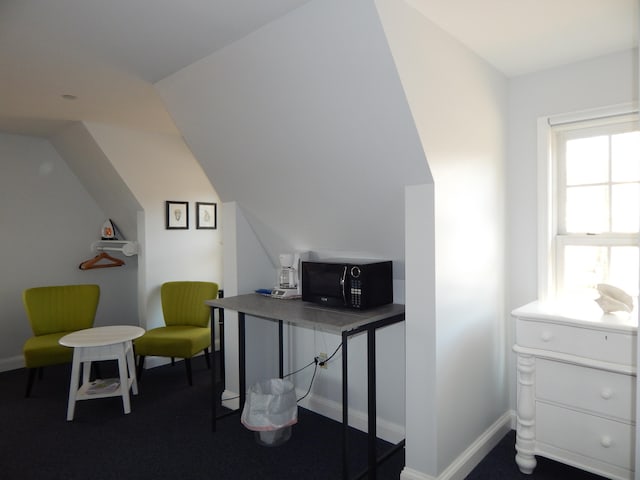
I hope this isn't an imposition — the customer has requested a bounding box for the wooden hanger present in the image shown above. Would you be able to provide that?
[79,251,125,270]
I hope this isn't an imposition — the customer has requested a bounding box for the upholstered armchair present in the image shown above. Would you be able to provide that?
[22,284,100,397]
[135,281,219,386]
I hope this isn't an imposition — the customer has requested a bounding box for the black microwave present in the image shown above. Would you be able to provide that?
[301,259,393,309]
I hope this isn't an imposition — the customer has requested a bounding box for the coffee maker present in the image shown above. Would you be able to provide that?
[271,253,301,299]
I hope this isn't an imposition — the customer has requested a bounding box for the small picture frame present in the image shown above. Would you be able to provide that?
[166,201,189,229]
[196,202,217,229]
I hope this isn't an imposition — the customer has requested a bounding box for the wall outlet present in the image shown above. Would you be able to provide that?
[318,352,328,369]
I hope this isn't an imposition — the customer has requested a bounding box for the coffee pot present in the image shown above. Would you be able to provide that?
[272,253,301,299]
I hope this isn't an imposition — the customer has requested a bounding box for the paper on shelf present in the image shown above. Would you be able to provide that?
[86,378,120,395]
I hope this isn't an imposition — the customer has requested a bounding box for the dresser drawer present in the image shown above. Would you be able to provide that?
[517,319,635,365]
[536,359,635,421]
[536,402,634,469]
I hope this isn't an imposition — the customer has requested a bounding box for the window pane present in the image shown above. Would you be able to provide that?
[610,247,640,296]
[612,132,640,182]
[612,183,640,233]
[565,185,608,233]
[566,136,609,185]
[563,245,606,297]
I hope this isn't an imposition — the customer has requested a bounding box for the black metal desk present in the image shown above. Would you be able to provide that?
[206,293,405,480]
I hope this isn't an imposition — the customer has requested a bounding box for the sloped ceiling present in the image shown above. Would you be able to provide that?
[407,0,638,77]
[0,0,636,138]
[0,0,313,136]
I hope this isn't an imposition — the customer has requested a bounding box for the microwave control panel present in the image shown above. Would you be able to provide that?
[349,278,362,308]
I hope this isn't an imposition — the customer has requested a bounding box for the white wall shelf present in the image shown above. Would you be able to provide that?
[91,240,139,257]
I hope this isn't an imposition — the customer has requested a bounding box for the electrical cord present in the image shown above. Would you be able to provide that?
[228,343,344,405]
[294,343,343,403]
[297,361,318,403]
[319,343,342,367]
[283,358,317,379]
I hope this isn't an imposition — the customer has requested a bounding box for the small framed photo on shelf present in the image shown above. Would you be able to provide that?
[196,202,217,229]
[166,201,189,229]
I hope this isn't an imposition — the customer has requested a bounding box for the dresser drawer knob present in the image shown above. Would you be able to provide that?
[540,331,553,342]
[601,388,613,400]
[600,435,612,448]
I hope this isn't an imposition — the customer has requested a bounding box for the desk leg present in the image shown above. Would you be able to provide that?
[278,320,284,378]
[239,312,246,411]
[211,306,218,432]
[367,327,377,480]
[342,331,349,480]
[219,308,226,390]
[66,348,82,421]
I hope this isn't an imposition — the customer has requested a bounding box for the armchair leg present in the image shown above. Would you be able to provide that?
[204,348,211,369]
[137,356,145,381]
[25,368,37,398]
[185,358,193,386]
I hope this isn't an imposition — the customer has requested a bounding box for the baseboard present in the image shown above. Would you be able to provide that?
[400,410,514,480]
[0,355,24,372]
[221,389,240,410]
[297,389,406,444]
[220,385,405,443]
[401,467,437,480]
[140,348,219,370]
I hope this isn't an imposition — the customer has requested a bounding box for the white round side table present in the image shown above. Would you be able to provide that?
[59,325,145,421]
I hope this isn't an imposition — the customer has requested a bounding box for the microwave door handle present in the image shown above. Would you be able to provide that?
[340,266,347,305]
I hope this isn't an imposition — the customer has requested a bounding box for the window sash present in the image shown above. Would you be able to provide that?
[537,104,640,301]
[555,234,639,297]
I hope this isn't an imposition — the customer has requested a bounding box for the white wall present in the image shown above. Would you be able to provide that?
[156,0,427,443]
[51,123,141,240]
[50,120,222,367]
[376,0,508,477]
[156,0,429,275]
[0,132,138,371]
[82,123,223,356]
[507,49,638,409]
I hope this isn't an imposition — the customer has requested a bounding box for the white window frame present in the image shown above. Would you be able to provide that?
[537,103,640,302]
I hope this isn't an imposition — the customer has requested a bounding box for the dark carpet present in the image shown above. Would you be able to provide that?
[0,360,607,480]
[466,430,607,480]
[0,360,403,480]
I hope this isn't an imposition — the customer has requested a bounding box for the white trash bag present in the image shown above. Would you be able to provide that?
[241,378,298,447]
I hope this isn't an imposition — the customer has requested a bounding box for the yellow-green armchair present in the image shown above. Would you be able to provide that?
[135,281,219,386]
[22,284,100,397]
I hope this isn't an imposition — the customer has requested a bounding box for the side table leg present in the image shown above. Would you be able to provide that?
[125,341,138,395]
[117,344,132,414]
[515,353,537,474]
[66,349,82,421]
[82,360,92,384]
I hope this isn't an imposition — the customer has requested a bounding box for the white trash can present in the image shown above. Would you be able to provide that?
[241,378,298,447]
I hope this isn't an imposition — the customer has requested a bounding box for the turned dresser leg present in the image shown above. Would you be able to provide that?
[515,353,537,474]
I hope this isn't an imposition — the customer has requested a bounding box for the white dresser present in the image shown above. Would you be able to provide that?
[513,301,637,480]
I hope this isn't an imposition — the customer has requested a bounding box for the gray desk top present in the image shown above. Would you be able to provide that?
[206,294,405,334]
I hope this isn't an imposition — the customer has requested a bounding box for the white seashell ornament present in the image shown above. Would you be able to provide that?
[594,284,633,313]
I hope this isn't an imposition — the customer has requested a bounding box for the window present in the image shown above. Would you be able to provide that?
[539,108,640,302]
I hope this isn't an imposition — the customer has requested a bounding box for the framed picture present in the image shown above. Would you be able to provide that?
[196,202,217,229]
[166,201,189,229]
